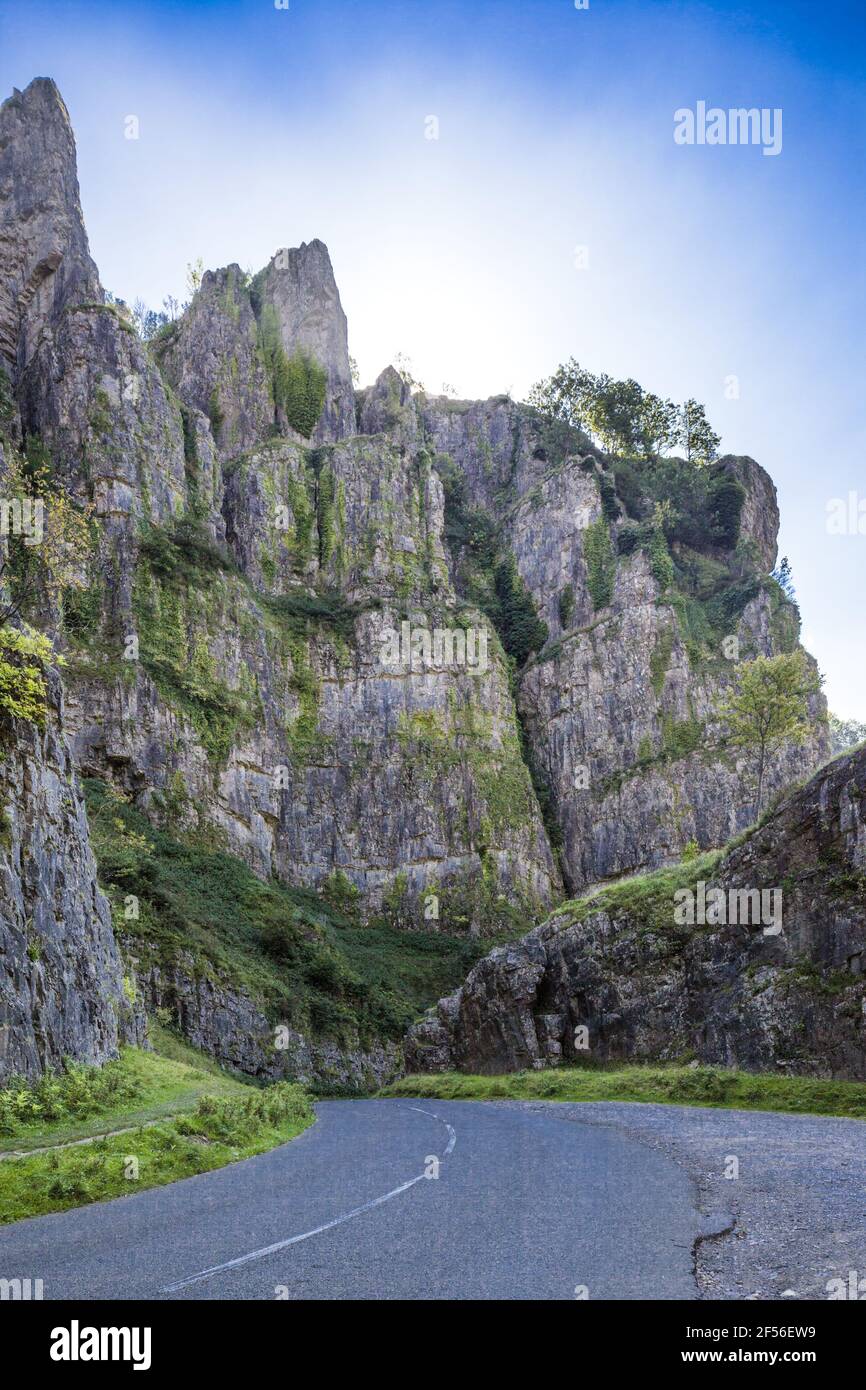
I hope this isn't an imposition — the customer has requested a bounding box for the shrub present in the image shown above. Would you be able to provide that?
[0,625,55,724]
[0,1057,142,1137]
[708,473,746,548]
[558,583,575,627]
[583,519,616,610]
[492,554,549,665]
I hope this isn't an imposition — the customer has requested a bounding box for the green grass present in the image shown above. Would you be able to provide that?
[382,1064,866,1120]
[0,1025,250,1154]
[556,850,723,933]
[0,1079,314,1225]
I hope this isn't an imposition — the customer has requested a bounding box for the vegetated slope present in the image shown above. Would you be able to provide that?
[85,779,512,1090]
[407,742,866,1079]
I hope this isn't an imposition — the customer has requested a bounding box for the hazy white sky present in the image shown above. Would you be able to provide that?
[1,0,863,716]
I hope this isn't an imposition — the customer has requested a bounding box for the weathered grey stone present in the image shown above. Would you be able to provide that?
[257,242,355,442]
[407,744,866,1079]
[129,945,401,1090]
[0,78,100,376]
[0,74,838,1093]
[156,265,273,462]
[0,672,139,1081]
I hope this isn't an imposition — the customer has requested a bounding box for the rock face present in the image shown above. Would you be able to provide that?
[0,78,100,376]
[256,242,356,442]
[0,75,833,1088]
[130,944,400,1091]
[406,744,866,1079]
[0,672,136,1081]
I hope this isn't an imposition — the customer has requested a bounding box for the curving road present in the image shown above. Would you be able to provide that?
[0,1099,699,1301]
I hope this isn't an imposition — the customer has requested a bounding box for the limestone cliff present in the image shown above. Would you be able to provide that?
[0,75,831,1086]
[406,743,866,1078]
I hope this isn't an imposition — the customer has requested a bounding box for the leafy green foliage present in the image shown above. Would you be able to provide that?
[257,302,327,438]
[83,781,492,1047]
[439,453,547,667]
[279,351,328,438]
[650,627,675,696]
[647,524,674,590]
[0,625,56,724]
[716,652,824,811]
[492,554,549,665]
[0,1077,313,1223]
[527,359,718,462]
[263,588,368,642]
[207,386,224,439]
[137,518,233,585]
[0,1057,141,1137]
[829,713,866,758]
[707,474,746,547]
[0,369,15,433]
[583,519,616,610]
[558,583,575,628]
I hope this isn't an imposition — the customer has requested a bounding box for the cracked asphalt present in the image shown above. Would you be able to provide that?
[516,1099,866,1300]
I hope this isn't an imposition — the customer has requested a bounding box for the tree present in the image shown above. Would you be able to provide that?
[638,392,679,461]
[527,358,597,435]
[585,376,645,454]
[393,352,425,394]
[771,556,795,600]
[131,298,169,341]
[679,399,720,465]
[186,257,204,298]
[828,713,866,757]
[716,652,823,816]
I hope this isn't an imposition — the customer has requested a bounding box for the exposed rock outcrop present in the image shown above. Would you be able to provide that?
[0,673,137,1080]
[130,944,400,1091]
[407,744,866,1078]
[0,78,100,377]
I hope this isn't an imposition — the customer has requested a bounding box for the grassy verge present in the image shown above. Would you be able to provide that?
[381,1064,866,1120]
[0,1024,251,1154]
[0,1029,314,1224]
[0,1082,313,1224]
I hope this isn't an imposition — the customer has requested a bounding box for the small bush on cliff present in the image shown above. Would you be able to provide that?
[583,519,616,609]
[257,302,327,438]
[0,625,56,724]
[492,554,549,666]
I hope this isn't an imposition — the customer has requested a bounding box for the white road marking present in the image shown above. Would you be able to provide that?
[161,1104,457,1293]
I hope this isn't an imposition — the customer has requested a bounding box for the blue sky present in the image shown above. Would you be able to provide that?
[1,0,863,717]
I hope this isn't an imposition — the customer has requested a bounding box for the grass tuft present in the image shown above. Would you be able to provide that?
[381,1065,866,1120]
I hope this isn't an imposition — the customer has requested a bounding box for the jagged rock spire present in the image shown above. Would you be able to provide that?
[0,78,101,377]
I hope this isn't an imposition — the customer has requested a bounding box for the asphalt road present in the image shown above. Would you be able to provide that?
[0,1099,700,1300]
